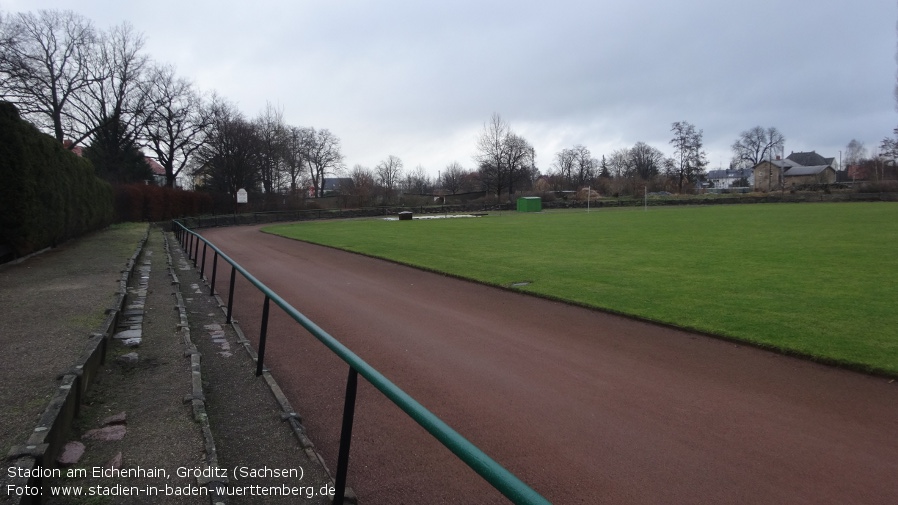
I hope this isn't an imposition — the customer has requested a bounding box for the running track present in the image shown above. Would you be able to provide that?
[200,225,897,504]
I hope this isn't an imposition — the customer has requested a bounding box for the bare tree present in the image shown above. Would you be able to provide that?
[572,145,595,189]
[403,165,431,194]
[607,148,632,179]
[844,139,867,168]
[629,141,664,180]
[143,65,210,187]
[441,161,467,194]
[554,145,595,190]
[0,10,100,143]
[67,21,151,150]
[731,126,785,169]
[669,121,708,193]
[0,10,16,100]
[193,99,261,198]
[348,164,376,206]
[474,114,535,199]
[299,127,344,198]
[475,113,511,199]
[553,147,577,189]
[284,125,306,195]
[881,130,898,156]
[375,155,403,203]
[500,133,534,197]
[254,102,288,195]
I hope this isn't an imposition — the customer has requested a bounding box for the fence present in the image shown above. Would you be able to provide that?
[171,220,550,505]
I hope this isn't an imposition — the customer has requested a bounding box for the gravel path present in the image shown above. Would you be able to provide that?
[202,224,898,505]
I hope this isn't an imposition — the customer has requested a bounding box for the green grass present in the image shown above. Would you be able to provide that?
[263,203,898,375]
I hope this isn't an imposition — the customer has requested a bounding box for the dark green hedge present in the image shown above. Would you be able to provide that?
[0,101,114,257]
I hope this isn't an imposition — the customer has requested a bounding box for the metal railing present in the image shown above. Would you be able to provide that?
[172,220,551,505]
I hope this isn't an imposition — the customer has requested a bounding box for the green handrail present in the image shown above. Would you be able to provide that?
[172,221,551,505]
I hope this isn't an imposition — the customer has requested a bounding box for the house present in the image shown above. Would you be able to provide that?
[323,178,353,195]
[847,165,868,181]
[145,157,166,186]
[62,139,84,156]
[61,138,181,187]
[309,178,354,197]
[705,168,753,189]
[752,151,836,191]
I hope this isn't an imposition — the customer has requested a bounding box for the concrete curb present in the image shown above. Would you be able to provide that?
[4,227,149,505]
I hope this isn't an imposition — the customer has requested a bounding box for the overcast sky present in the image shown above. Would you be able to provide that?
[4,0,897,177]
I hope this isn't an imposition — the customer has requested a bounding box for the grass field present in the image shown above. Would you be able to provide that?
[263,203,898,375]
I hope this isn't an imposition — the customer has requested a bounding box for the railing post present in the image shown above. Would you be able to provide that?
[193,235,200,268]
[333,367,358,505]
[186,232,192,257]
[200,243,208,279]
[226,266,237,324]
[210,251,218,295]
[256,296,270,377]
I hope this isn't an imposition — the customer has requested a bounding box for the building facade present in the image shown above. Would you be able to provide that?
[753,151,836,191]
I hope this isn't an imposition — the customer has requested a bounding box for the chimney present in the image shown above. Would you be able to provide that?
[776,155,781,160]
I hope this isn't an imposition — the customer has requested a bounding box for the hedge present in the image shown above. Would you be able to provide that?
[0,101,114,257]
[112,184,214,222]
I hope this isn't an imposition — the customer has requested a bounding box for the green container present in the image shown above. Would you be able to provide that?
[516,197,542,212]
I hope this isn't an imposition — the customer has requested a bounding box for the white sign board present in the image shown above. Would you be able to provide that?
[236,188,248,204]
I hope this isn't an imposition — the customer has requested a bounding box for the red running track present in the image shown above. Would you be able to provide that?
[200,225,898,505]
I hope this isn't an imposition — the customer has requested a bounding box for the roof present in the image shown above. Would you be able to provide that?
[783,164,831,177]
[786,151,834,167]
[707,168,752,179]
[145,157,165,176]
[753,153,834,177]
[62,139,84,157]
[322,178,353,191]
